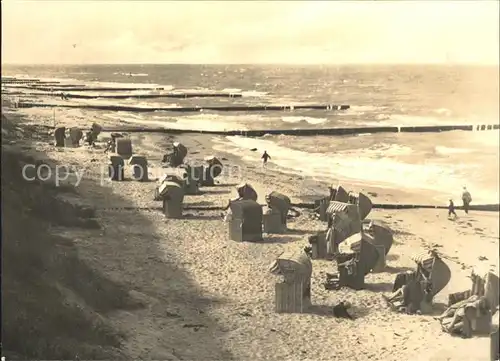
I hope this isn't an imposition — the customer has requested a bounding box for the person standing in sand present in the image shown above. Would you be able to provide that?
[448,199,457,219]
[261,151,271,168]
[461,186,472,214]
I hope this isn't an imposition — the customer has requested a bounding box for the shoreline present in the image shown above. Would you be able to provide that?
[3,106,485,207]
[7,104,499,207]
[2,103,499,360]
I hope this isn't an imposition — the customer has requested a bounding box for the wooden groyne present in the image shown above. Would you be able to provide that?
[1,78,46,83]
[15,91,244,99]
[5,85,167,92]
[100,123,498,136]
[98,203,500,213]
[17,102,351,113]
[291,202,500,212]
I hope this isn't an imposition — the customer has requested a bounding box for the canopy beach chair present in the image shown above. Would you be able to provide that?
[438,267,499,338]
[269,249,312,313]
[362,219,394,271]
[163,142,188,167]
[227,199,263,242]
[263,191,291,234]
[201,155,223,186]
[236,183,258,202]
[128,155,148,182]
[324,232,380,291]
[348,191,373,220]
[384,249,451,314]
[158,181,185,219]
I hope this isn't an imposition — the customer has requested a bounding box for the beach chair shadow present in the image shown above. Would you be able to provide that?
[212,182,239,187]
[364,282,394,293]
[386,254,400,261]
[184,213,223,221]
[384,265,415,274]
[285,228,314,236]
[306,304,370,320]
[259,234,301,244]
[200,189,231,195]
[429,302,448,316]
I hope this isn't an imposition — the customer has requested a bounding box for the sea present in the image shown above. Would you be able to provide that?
[2,64,499,204]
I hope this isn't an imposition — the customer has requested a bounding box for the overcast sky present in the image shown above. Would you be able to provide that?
[2,1,499,65]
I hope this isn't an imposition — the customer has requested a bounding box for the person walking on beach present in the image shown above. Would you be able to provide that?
[448,199,457,219]
[261,150,271,168]
[461,186,472,214]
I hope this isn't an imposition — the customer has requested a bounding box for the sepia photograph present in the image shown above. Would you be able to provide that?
[1,1,499,360]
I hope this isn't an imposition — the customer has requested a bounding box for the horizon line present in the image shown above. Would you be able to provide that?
[2,62,499,67]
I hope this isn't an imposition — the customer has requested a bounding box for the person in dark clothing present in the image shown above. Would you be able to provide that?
[461,187,472,214]
[448,199,457,219]
[261,151,271,167]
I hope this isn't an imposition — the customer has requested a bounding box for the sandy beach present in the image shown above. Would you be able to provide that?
[2,103,498,361]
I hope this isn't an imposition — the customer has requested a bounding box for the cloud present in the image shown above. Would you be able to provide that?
[2,0,498,64]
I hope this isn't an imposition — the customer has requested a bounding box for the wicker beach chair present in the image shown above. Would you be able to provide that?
[362,220,394,272]
[200,156,223,186]
[128,155,148,181]
[227,199,263,242]
[108,154,125,181]
[91,122,102,137]
[324,232,379,291]
[308,230,328,259]
[164,142,188,167]
[269,249,312,313]
[348,191,373,220]
[263,207,283,234]
[316,196,331,221]
[266,191,291,225]
[54,126,66,147]
[116,138,133,159]
[308,205,357,260]
[362,220,394,255]
[158,181,185,219]
[329,184,350,203]
[316,185,350,221]
[439,267,499,338]
[156,167,198,195]
[179,164,200,194]
[326,201,362,255]
[385,250,451,314]
[263,191,291,234]
[236,183,258,202]
[69,127,83,146]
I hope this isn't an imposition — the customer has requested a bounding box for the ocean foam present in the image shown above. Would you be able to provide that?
[349,105,387,112]
[388,114,468,126]
[151,113,249,131]
[7,75,176,92]
[433,108,452,116]
[113,72,149,77]
[281,116,327,125]
[213,135,497,204]
[434,145,472,155]
[222,88,242,93]
[241,90,268,97]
